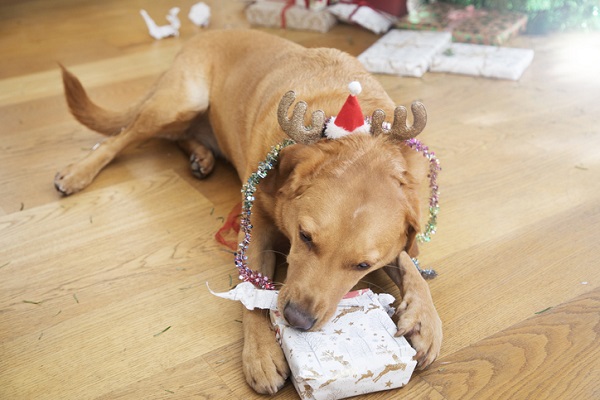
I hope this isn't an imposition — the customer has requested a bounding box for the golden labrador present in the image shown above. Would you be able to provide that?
[56,29,442,395]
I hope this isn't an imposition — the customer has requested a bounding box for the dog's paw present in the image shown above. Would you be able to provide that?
[189,152,214,180]
[242,332,290,394]
[395,286,443,370]
[54,165,92,196]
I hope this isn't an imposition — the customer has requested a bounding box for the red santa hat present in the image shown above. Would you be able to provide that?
[325,81,371,139]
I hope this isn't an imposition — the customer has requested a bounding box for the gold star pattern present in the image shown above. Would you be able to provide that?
[334,329,344,335]
[385,380,393,387]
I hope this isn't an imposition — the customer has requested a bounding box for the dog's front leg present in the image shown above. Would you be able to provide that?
[384,252,442,369]
[242,308,289,394]
[240,211,290,394]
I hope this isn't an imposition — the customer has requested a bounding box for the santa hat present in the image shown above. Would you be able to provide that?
[325,81,371,139]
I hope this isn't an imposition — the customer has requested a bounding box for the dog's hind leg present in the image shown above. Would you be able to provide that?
[176,114,219,180]
[55,65,210,195]
[177,137,215,179]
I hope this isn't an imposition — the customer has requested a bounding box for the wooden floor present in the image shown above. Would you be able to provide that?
[1,1,599,399]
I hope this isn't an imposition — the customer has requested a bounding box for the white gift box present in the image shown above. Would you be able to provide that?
[358,29,452,77]
[430,43,534,80]
[270,289,417,400]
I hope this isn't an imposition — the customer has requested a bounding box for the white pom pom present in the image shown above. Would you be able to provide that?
[348,81,362,96]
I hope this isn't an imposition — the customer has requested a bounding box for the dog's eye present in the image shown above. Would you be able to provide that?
[356,262,371,271]
[299,230,313,249]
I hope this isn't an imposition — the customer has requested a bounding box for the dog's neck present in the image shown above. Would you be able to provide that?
[234,137,441,290]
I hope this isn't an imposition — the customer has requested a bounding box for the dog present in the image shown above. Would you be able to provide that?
[56,29,442,395]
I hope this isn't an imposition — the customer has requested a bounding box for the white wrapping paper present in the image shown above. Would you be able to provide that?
[430,42,534,80]
[358,29,452,77]
[208,282,279,310]
[188,2,211,27]
[140,7,181,40]
[210,282,417,399]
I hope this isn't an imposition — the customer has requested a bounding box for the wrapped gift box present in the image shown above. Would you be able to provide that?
[270,289,417,400]
[358,29,452,77]
[430,42,534,80]
[328,2,396,34]
[246,1,337,33]
[397,3,528,46]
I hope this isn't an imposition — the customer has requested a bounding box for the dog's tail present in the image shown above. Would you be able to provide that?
[60,64,144,136]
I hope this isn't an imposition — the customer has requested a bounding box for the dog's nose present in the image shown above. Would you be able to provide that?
[284,301,316,331]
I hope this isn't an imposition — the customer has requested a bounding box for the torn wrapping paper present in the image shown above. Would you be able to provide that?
[210,282,417,399]
[358,29,452,77]
[188,2,211,27]
[140,7,181,40]
[328,3,396,35]
[245,1,337,33]
[208,282,279,310]
[430,43,534,80]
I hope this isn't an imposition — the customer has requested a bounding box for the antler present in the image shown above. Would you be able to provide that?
[277,91,325,145]
[370,101,427,141]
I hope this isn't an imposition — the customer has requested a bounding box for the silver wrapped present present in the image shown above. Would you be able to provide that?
[358,29,452,77]
[430,42,534,80]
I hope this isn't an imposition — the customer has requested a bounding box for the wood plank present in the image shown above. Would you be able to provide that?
[419,288,600,399]
[96,356,236,399]
[0,0,251,79]
[204,339,300,399]
[426,200,600,357]
[0,49,179,107]
[0,171,243,399]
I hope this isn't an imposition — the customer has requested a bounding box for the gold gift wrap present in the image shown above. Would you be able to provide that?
[271,289,417,400]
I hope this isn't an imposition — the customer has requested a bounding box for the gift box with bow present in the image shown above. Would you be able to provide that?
[245,0,337,33]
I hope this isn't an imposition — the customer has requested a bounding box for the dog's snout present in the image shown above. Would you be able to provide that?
[283,301,316,331]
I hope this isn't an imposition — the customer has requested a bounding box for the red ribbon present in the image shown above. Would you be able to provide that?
[214,202,242,251]
[338,0,374,21]
[280,0,295,29]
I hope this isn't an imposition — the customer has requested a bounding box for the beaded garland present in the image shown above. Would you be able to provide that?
[405,138,441,244]
[234,137,441,290]
[234,139,295,290]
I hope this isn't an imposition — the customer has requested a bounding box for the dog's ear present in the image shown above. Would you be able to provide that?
[260,143,322,197]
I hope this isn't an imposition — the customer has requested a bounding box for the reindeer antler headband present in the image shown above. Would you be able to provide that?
[277,86,428,144]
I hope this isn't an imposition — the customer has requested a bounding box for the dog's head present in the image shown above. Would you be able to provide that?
[266,133,427,331]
